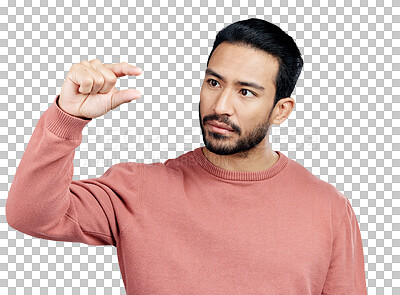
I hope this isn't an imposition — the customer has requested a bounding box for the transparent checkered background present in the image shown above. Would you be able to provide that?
[1,0,398,294]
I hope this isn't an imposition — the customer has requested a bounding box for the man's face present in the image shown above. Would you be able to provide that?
[199,42,279,156]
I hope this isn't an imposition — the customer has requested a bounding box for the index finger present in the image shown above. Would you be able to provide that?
[104,62,143,78]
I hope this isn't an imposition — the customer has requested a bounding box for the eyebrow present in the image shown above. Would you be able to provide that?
[205,68,265,91]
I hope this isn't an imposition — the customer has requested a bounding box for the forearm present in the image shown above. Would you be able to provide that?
[6,95,92,236]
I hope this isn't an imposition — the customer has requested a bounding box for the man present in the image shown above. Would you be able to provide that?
[6,18,367,294]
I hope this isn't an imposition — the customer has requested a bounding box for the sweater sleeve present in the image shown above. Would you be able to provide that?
[6,95,143,246]
[321,198,368,294]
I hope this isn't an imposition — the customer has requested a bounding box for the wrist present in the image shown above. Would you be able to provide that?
[56,95,91,120]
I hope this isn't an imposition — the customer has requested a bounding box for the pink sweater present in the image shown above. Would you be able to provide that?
[6,96,368,294]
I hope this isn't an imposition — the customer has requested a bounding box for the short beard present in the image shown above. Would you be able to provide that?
[199,103,273,157]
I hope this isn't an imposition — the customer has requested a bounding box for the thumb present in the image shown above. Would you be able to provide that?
[111,89,142,109]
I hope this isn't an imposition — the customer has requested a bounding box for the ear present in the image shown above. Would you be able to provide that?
[270,97,295,125]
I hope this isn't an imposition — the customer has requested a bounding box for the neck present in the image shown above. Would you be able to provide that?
[201,143,279,172]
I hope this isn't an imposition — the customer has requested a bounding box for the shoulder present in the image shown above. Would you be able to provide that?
[285,157,348,211]
[98,149,196,181]
[100,161,145,179]
[146,150,196,173]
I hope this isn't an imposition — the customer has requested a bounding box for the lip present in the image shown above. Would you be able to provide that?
[207,121,234,134]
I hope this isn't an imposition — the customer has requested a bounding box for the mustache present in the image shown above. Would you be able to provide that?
[202,114,240,134]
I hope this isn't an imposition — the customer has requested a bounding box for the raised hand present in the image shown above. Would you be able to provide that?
[58,59,143,119]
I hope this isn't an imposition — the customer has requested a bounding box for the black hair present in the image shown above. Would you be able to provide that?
[206,18,303,108]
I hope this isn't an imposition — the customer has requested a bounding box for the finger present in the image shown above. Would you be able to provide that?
[68,63,95,94]
[111,89,142,109]
[104,62,143,78]
[79,61,107,95]
[89,60,117,94]
[71,61,101,95]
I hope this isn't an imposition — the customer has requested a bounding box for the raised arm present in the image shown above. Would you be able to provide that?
[6,60,144,246]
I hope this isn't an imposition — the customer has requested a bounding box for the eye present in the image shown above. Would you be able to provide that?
[240,89,256,98]
[206,79,219,87]
[206,79,257,98]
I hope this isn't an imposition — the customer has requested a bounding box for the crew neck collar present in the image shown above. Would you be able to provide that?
[192,147,288,181]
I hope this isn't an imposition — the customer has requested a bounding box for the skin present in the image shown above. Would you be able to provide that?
[199,42,295,172]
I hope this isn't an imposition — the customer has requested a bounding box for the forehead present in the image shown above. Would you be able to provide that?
[207,42,279,86]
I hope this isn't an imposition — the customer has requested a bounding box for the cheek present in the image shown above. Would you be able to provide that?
[200,82,210,95]
[199,88,214,111]
[200,84,212,101]
[239,107,268,128]
[199,87,208,107]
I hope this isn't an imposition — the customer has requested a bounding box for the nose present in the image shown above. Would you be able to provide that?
[212,88,234,116]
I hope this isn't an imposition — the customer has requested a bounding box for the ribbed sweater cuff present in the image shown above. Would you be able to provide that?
[45,95,92,140]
